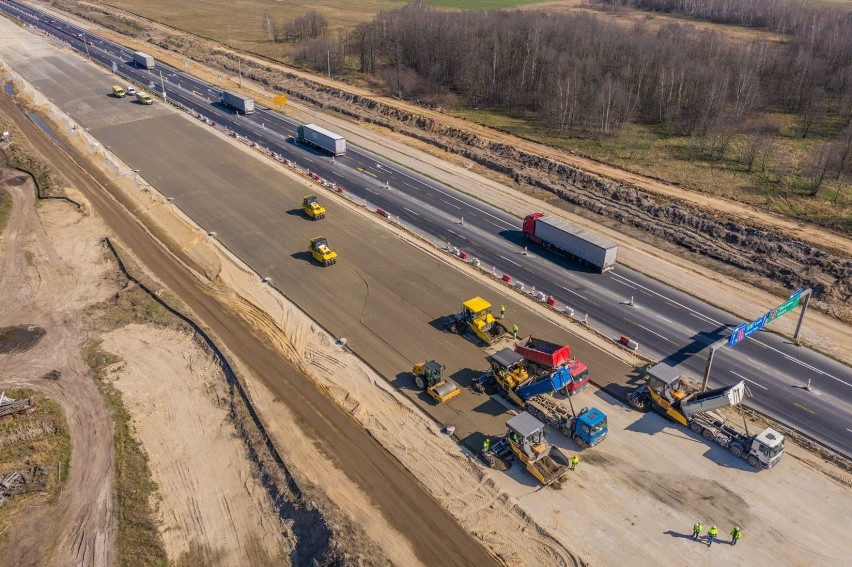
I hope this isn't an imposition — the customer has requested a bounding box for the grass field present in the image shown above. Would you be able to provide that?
[102,0,547,42]
[0,185,11,236]
[449,105,851,231]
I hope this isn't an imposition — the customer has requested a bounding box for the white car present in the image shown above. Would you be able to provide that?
[126,87,137,96]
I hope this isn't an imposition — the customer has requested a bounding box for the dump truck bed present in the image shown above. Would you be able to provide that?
[515,336,572,369]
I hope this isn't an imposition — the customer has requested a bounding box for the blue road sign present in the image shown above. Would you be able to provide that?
[729,289,803,348]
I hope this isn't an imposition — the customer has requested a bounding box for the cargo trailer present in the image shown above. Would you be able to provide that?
[522,213,618,272]
[297,123,346,156]
[132,51,155,69]
[219,90,255,115]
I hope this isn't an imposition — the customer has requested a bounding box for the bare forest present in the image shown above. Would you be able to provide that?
[275,2,852,209]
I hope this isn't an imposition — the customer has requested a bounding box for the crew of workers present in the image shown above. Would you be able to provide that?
[692,522,742,546]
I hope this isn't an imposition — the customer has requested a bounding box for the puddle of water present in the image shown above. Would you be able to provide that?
[26,112,73,154]
[4,82,13,96]
[0,325,46,354]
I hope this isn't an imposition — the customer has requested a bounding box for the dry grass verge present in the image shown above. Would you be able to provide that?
[83,340,169,567]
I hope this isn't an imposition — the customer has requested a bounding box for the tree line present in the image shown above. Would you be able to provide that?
[269,2,852,193]
[598,0,840,35]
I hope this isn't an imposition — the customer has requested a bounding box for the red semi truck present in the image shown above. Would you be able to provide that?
[514,336,589,395]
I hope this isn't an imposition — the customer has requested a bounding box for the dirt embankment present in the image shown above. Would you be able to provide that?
[0,91,392,565]
[48,0,851,321]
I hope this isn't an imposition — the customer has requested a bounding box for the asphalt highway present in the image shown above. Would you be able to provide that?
[2,0,851,458]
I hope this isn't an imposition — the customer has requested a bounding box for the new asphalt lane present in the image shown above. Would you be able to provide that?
[2,0,851,457]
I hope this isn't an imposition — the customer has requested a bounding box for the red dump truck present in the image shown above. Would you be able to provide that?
[514,336,589,395]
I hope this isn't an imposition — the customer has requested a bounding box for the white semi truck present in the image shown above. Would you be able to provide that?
[132,51,155,69]
[297,123,346,156]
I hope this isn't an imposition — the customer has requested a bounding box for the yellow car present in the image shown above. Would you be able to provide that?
[111,85,126,98]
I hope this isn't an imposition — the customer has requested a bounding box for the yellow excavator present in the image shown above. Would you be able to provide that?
[445,297,509,345]
[302,195,326,220]
[412,360,461,404]
[309,236,337,266]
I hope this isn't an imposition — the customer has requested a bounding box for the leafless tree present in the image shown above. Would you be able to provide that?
[802,143,836,196]
[261,11,274,42]
[741,117,781,172]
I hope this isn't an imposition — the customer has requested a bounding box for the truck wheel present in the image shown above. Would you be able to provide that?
[689,422,703,434]
[573,435,587,449]
[414,375,426,390]
[730,444,743,458]
[747,455,760,468]
[626,394,648,410]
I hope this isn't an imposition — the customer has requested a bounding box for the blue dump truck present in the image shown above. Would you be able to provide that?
[478,348,608,448]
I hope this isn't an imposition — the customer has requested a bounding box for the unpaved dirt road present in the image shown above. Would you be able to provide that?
[0,168,116,567]
[0,79,495,566]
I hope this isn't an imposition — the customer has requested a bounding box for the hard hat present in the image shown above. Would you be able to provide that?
[735,526,740,530]
[712,525,716,528]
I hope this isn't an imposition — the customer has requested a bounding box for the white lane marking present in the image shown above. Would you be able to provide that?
[347,148,516,229]
[847,429,852,434]
[730,371,767,390]
[559,285,588,301]
[746,337,851,388]
[688,311,717,324]
[500,255,521,267]
[633,322,670,342]
[612,278,637,290]
[611,272,723,325]
[440,199,461,210]
[447,229,466,239]
[613,270,848,387]
[403,207,419,216]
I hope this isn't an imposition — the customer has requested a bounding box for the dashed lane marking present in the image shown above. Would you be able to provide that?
[794,403,816,415]
[730,371,767,390]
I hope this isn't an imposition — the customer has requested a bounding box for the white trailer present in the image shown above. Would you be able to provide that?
[132,51,155,69]
[297,123,346,156]
[220,91,255,115]
[522,213,618,272]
